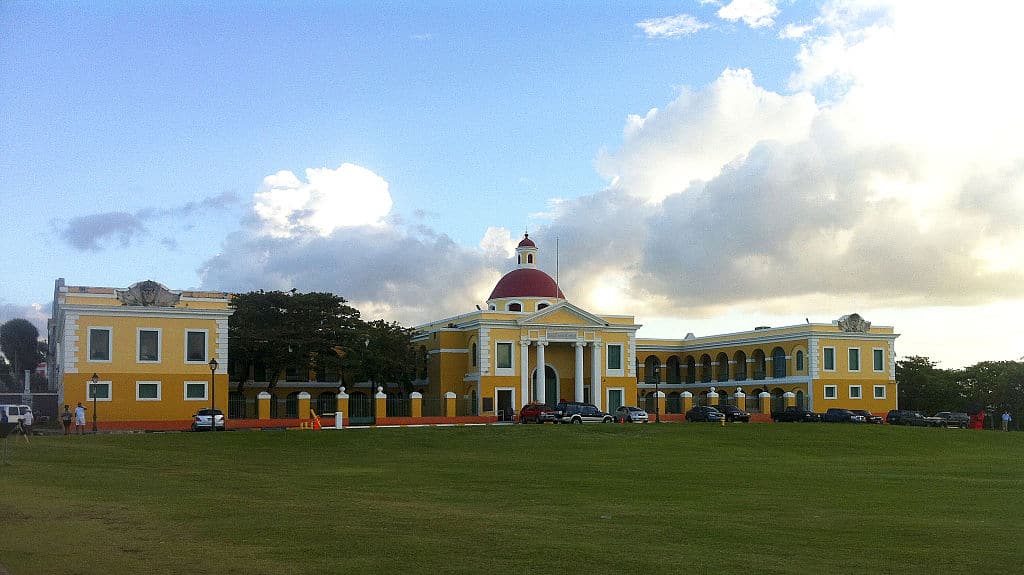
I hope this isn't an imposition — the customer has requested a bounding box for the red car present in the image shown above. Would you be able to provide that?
[519,403,556,424]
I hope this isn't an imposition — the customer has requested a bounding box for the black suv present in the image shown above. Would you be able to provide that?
[886,410,942,427]
[685,405,725,422]
[552,402,613,424]
[715,404,751,423]
[932,412,970,428]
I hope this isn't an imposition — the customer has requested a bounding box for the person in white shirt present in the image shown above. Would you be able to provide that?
[74,402,87,435]
[21,408,33,435]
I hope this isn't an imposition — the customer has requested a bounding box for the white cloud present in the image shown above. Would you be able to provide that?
[636,14,710,38]
[779,23,812,39]
[252,163,393,238]
[717,0,779,28]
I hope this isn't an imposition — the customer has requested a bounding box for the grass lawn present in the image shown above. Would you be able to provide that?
[2,423,1022,574]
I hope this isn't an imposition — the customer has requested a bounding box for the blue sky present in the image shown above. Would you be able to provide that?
[3,1,1023,368]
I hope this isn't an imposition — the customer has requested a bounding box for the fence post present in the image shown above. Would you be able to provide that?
[444,392,457,417]
[734,391,746,410]
[257,392,271,420]
[375,386,387,421]
[707,386,719,406]
[298,392,311,427]
[410,391,423,419]
[783,391,796,408]
[681,391,693,414]
[655,391,666,417]
[759,392,771,415]
[336,387,349,428]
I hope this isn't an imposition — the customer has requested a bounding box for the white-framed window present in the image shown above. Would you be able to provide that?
[507,301,523,312]
[87,380,112,401]
[137,328,162,363]
[823,347,836,371]
[88,327,112,362]
[824,385,837,400]
[873,385,887,399]
[849,385,862,399]
[795,350,804,371]
[606,344,624,376]
[495,341,514,375]
[873,348,885,372]
[536,300,552,311]
[185,330,208,363]
[848,348,861,372]
[184,381,208,401]
[136,381,162,401]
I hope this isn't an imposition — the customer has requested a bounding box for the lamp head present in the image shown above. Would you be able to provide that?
[91,373,99,384]
[209,358,219,372]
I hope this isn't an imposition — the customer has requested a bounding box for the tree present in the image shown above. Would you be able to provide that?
[895,356,963,413]
[357,319,417,393]
[228,290,364,392]
[0,319,41,383]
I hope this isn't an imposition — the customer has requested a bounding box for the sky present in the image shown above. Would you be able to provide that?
[2,0,1022,369]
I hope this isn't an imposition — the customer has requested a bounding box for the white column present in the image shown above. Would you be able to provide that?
[536,341,547,404]
[574,342,585,402]
[591,342,603,410]
[520,340,530,406]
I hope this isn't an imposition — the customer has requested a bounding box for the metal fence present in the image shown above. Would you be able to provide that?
[744,396,761,414]
[386,396,411,418]
[456,397,478,416]
[421,395,445,417]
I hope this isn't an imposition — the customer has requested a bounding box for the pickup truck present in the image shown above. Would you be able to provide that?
[771,406,821,422]
[886,410,943,427]
[932,412,970,428]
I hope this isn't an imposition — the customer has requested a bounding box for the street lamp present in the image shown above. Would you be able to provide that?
[91,373,99,432]
[208,358,219,431]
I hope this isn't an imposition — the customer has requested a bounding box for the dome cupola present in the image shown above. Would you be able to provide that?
[487,233,565,303]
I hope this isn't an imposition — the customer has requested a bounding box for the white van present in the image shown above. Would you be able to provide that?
[0,404,31,424]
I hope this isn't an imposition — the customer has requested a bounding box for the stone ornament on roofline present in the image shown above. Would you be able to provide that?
[836,313,871,332]
[117,280,181,307]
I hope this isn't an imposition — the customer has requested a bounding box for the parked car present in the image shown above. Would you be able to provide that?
[932,412,970,428]
[0,404,31,424]
[613,405,649,423]
[192,408,225,431]
[886,410,942,427]
[519,403,556,424]
[715,404,751,423]
[771,406,822,423]
[552,402,614,424]
[685,405,725,423]
[851,409,884,424]
[822,408,866,423]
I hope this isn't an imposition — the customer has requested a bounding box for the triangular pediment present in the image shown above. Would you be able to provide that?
[517,301,609,327]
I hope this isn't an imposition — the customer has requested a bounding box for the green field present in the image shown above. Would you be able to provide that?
[2,424,1021,574]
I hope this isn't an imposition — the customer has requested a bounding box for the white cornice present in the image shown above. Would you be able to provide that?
[57,304,234,319]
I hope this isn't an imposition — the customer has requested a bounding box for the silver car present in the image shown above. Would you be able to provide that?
[192,408,225,431]
[613,406,649,423]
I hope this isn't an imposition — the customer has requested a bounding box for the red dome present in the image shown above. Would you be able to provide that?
[488,268,565,300]
[518,235,536,248]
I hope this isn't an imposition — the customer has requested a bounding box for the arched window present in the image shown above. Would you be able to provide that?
[752,350,766,380]
[471,342,478,367]
[716,353,729,382]
[700,354,712,383]
[317,392,335,415]
[667,356,681,383]
[285,392,300,418]
[537,303,548,310]
[528,254,534,264]
[734,350,747,381]
[686,356,696,384]
[796,390,805,409]
[796,350,804,371]
[644,355,660,384]
[772,347,787,379]
[508,302,522,312]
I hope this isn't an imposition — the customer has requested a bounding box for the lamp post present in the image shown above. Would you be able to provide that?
[208,358,218,431]
[91,373,99,432]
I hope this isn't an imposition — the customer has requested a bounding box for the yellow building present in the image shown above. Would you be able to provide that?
[48,279,233,430]
[416,234,899,419]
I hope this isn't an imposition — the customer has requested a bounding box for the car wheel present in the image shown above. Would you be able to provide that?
[603,416,613,423]
[572,417,582,424]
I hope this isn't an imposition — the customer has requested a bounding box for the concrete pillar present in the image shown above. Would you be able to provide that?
[298,392,311,424]
[536,341,547,404]
[520,340,530,405]
[655,390,666,416]
[410,391,423,418]
[707,386,719,406]
[444,391,457,417]
[591,342,603,410]
[681,391,693,413]
[336,387,349,427]
[759,391,772,414]
[257,392,271,420]
[734,390,746,410]
[574,342,585,402]
[784,391,796,408]
[374,386,387,420]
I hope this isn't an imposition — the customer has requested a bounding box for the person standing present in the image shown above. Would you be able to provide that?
[74,402,87,435]
[1002,410,1012,432]
[61,405,73,435]
[21,408,33,435]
